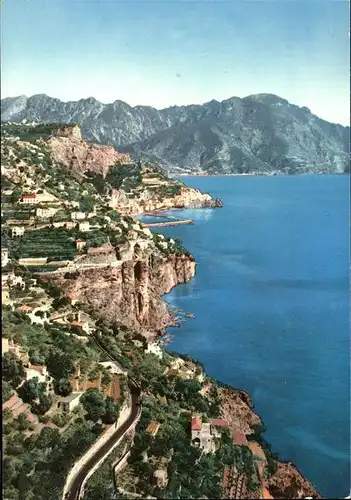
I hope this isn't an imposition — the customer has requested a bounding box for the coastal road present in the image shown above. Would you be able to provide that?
[64,389,140,500]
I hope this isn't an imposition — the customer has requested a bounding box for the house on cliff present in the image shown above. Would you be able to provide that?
[191,415,215,453]
[191,415,248,454]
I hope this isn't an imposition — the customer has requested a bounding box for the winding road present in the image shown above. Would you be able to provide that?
[64,387,140,500]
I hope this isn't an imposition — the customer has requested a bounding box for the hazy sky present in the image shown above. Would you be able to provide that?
[1,0,349,125]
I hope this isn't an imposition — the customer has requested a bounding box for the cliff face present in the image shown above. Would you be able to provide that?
[48,125,131,176]
[47,125,222,214]
[265,461,321,499]
[218,386,262,435]
[218,386,321,499]
[44,253,195,338]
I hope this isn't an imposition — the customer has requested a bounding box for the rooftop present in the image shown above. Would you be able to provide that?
[28,364,47,376]
[61,392,83,403]
[211,418,229,428]
[146,421,161,436]
[191,415,202,431]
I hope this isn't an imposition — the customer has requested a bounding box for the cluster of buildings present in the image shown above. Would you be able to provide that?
[190,415,248,454]
[165,357,205,382]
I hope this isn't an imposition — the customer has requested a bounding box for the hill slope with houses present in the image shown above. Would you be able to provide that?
[1,121,320,500]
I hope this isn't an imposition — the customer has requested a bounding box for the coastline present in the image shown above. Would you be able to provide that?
[157,210,323,499]
[162,300,322,498]
[175,172,348,178]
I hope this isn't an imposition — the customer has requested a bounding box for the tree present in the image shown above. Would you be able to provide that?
[54,377,72,396]
[10,186,22,204]
[2,380,14,403]
[101,370,113,388]
[80,195,95,213]
[2,352,25,388]
[31,393,53,415]
[81,388,106,422]
[102,397,119,425]
[47,351,75,380]
[18,377,41,403]
[16,413,30,431]
[29,350,46,366]
[36,427,60,450]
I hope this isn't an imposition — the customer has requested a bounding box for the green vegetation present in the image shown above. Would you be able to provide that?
[13,226,77,261]
[84,434,132,500]
[3,413,102,500]
[81,388,120,424]
[1,122,76,143]
[105,163,142,192]
[1,121,275,500]
[2,352,25,389]
[1,307,121,500]
[157,183,182,198]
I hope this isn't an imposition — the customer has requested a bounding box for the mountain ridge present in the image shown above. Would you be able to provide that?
[2,93,349,175]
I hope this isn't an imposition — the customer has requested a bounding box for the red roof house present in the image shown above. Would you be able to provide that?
[22,194,37,199]
[19,305,33,312]
[191,416,202,431]
[211,418,229,428]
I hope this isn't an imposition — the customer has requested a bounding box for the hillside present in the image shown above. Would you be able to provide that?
[1,122,221,215]
[1,93,349,175]
[1,121,321,500]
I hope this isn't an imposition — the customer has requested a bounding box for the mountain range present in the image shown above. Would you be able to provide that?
[1,93,349,175]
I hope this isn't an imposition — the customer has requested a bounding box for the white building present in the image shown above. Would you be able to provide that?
[1,248,9,268]
[99,361,128,375]
[20,194,38,204]
[24,365,48,384]
[191,415,216,454]
[11,226,25,238]
[78,221,90,232]
[36,207,58,218]
[71,211,86,221]
[35,191,58,203]
[58,392,83,413]
[2,338,9,354]
[8,273,26,290]
[145,342,163,359]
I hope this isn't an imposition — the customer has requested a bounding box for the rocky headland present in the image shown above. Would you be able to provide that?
[47,124,222,214]
[43,252,196,338]
[1,120,321,499]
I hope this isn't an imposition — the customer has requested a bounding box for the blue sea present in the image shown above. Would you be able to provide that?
[150,175,350,498]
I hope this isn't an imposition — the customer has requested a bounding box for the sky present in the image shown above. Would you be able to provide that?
[1,0,350,125]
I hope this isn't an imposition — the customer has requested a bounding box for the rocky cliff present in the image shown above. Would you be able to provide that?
[1,93,349,175]
[218,386,321,499]
[48,124,131,176]
[265,461,321,499]
[46,124,222,213]
[43,253,195,338]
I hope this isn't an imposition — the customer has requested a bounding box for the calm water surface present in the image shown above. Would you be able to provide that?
[155,175,350,498]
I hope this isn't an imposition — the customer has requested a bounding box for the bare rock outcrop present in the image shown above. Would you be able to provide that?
[218,386,262,435]
[48,125,131,176]
[43,253,195,338]
[265,461,321,499]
